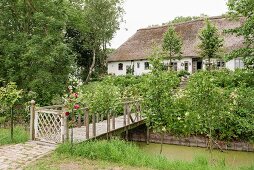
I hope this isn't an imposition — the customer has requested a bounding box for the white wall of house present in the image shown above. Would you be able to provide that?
[107,58,244,76]
[226,58,244,71]
[133,60,151,75]
[108,61,132,76]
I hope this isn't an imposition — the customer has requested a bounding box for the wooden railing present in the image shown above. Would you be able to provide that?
[30,99,143,143]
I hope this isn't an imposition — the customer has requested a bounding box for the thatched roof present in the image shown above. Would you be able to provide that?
[108,16,244,62]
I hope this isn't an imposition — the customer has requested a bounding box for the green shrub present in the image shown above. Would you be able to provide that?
[177,70,190,77]
[183,70,254,142]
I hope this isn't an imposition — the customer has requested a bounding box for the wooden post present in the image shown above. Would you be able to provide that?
[127,104,130,125]
[101,114,103,122]
[84,109,87,126]
[85,108,89,139]
[137,103,140,121]
[107,113,110,139]
[123,103,128,140]
[78,112,81,128]
[139,103,142,120]
[61,112,65,143]
[126,103,131,140]
[112,115,115,130]
[123,103,127,127]
[146,126,150,145]
[30,100,35,140]
[92,112,96,137]
[96,113,99,123]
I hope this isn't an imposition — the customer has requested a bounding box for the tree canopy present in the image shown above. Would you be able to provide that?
[162,26,183,70]
[0,0,124,104]
[226,0,254,68]
[198,19,224,71]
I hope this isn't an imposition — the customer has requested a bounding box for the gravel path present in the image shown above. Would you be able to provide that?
[0,141,56,170]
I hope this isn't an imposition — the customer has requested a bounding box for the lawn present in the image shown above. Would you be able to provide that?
[0,126,29,146]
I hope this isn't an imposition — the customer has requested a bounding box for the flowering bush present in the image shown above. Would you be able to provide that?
[63,77,82,119]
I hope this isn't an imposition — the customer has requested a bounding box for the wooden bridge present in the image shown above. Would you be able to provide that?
[29,100,145,144]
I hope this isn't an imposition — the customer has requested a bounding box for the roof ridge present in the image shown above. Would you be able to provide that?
[138,15,226,31]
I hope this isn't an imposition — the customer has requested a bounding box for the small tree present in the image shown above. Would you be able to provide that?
[162,25,183,70]
[226,0,254,68]
[185,71,228,152]
[143,49,180,153]
[0,82,22,141]
[198,19,224,71]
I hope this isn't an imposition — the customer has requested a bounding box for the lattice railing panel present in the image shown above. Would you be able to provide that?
[35,111,62,143]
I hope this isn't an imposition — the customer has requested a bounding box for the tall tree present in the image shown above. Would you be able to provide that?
[83,0,124,83]
[0,0,74,104]
[198,19,224,71]
[65,0,124,82]
[226,0,254,68]
[162,26,183,70]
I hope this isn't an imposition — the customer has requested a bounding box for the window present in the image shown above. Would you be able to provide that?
[137,62,140,68]
[144,62,149,70]
[184,62,189,71]
[171,62,177,71]
[118,63,123,70]
[217,61,225,68]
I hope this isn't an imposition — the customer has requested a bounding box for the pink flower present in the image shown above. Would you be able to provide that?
[65,112,70,117]
[73,93,78,98]
[74,104,80,109]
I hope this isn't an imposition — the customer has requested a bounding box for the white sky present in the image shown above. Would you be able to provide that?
[110,0,228,48]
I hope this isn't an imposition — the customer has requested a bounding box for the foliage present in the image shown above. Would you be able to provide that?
[162,26,183,69]
[184,71,229,148]
[0,0,74,105]
[81,82,121,117]
[198,19,224,71]
[183,70,254,142]
[0,82,22,140]
[55,139,249,170]
[226,0,254,68]
[143,53,180,153]
[177,70,190,77]
[65,0,123,82]
[169,15,208,24]
[0,82,22,108]
[0,126,29,146]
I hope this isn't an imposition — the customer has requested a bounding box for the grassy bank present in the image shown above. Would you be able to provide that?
[0,126,29,146]
[54,139,253,170]
[26,154,149,170]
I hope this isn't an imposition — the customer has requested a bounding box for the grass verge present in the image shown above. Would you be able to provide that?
[55,139,253,170]
[0,126,29,146]
[26,154,150,170]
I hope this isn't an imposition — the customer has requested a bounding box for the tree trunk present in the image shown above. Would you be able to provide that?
[160,133,164,154]
[10,107,14,141]
[85,48,96,83]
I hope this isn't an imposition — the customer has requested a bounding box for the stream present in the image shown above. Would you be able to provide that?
[137,142,254,167]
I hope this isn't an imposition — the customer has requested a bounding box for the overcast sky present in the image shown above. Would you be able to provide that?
[110,0,228,48]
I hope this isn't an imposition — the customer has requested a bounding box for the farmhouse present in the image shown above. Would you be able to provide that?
[108,16,245,76]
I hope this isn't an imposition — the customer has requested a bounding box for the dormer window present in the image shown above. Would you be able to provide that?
[118,63,123,70]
